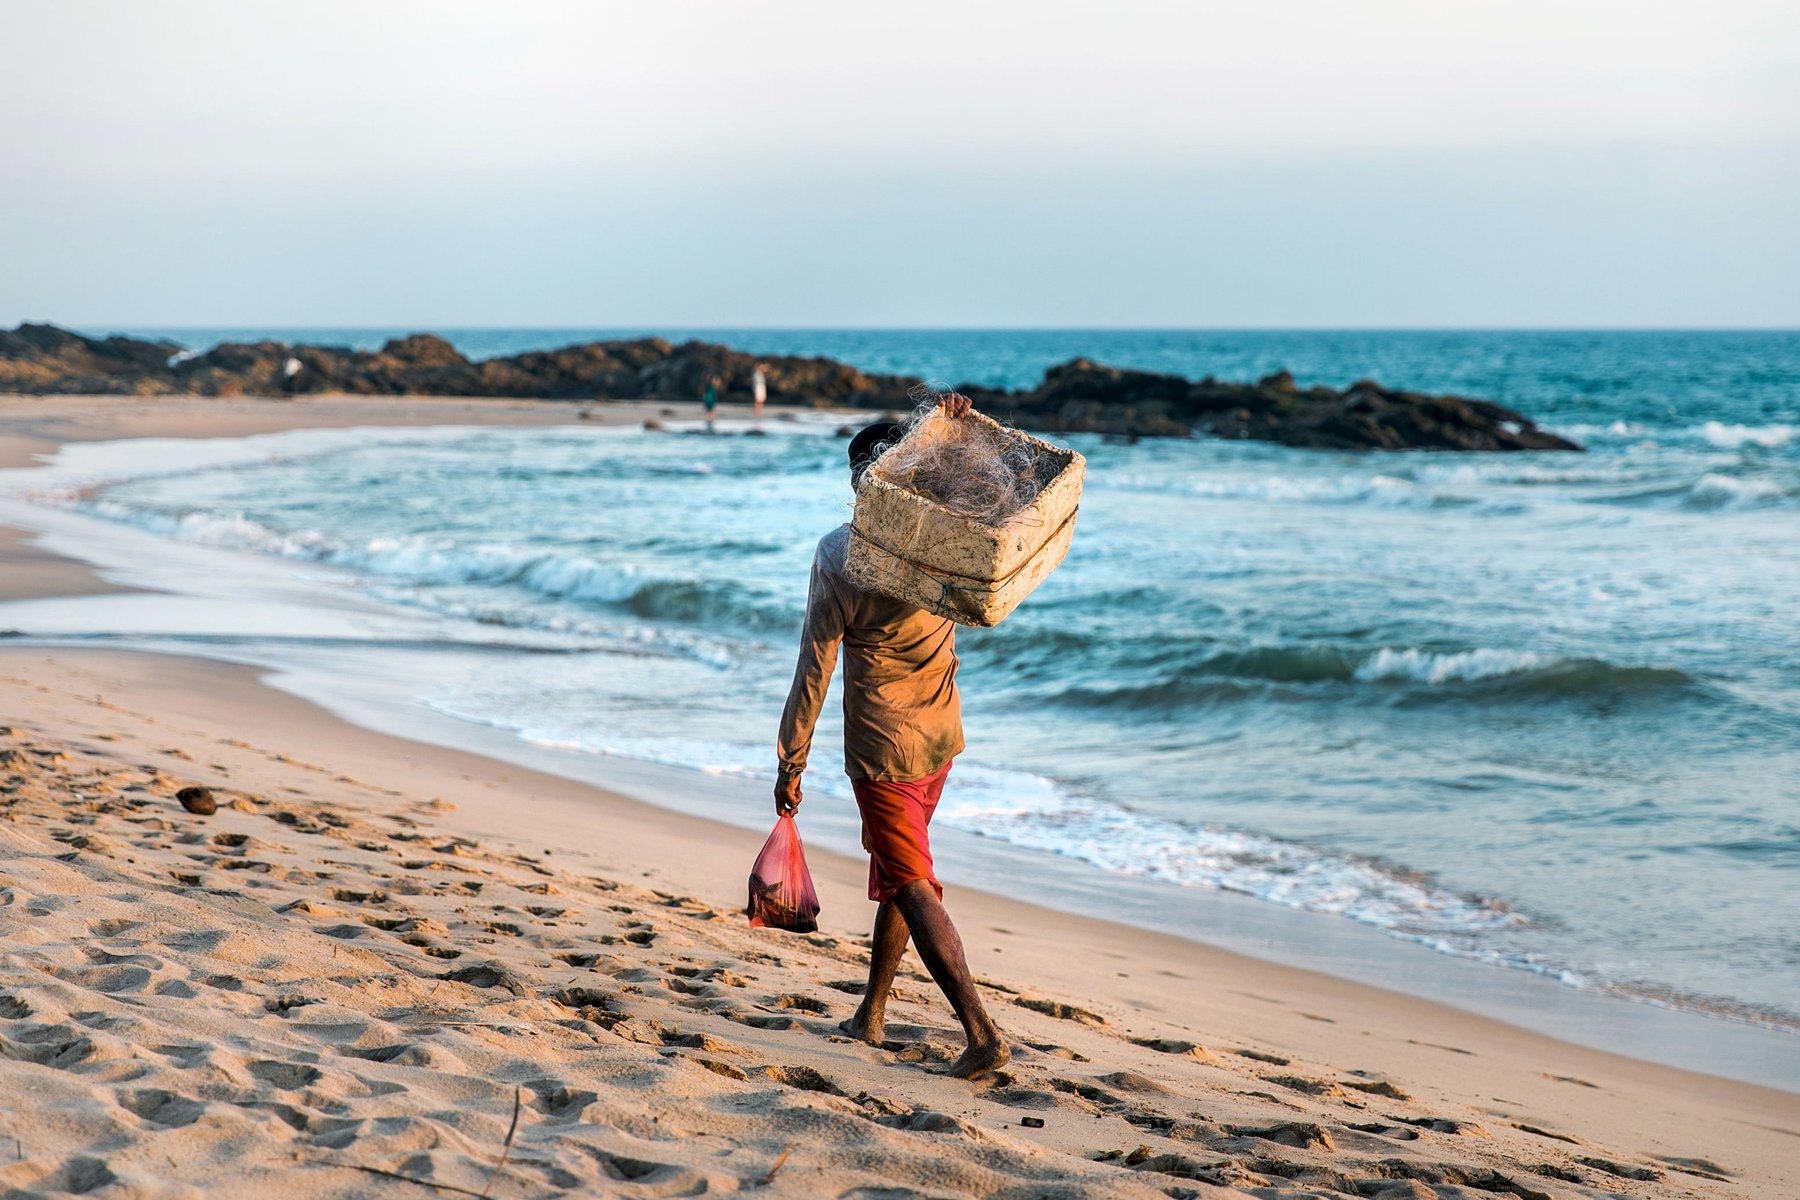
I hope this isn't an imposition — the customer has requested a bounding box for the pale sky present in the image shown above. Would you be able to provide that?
[3,1,1796,327]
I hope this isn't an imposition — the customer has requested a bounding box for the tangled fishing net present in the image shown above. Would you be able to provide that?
[867,385,1046,526]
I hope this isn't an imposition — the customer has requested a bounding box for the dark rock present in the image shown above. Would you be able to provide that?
[380,333,465,368]
[1002,357,1578,452]
[0,323,185,394]
[176,786,216,816]
[0,322,1580,452]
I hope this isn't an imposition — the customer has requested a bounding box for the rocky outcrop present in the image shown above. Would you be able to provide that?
[975,359,1581,452]
[0,323,1580,452]
[0,323,185,394]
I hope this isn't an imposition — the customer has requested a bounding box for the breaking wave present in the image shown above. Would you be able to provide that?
[1684,474,1790,510]
[67,498,797,640]
[932,779,1528,939]
[1556,419,1797,449]
[1052,645,1695,708]
[1697,421,1795,450]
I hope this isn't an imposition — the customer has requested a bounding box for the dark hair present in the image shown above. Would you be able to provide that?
[848,421,904,484]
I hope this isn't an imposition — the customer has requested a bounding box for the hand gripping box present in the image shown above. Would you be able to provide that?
[845,414,1085,627]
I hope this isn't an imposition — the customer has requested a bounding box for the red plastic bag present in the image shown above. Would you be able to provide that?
[746,815,820,933]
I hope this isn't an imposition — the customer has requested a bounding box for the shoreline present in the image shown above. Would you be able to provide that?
[2,392,1797,1195]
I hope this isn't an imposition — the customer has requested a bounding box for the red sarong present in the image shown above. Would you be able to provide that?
[851,761,951,903]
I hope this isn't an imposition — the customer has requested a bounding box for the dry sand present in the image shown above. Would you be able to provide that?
[1,393,1796,1199]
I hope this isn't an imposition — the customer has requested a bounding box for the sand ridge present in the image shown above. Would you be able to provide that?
[0,684,1759,1198]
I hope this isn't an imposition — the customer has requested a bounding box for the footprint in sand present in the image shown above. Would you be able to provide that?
[772,993,830,1014]
[586,1150,707,1191]
[1266,1073,1350,1100]
[1656,1155,1734,1181]
[1020,1039,1089,1062]
[1222,1120,1336,1151]
[1387,1114,1488,1137]
[1344,1120,1421,1142]
[243,1057,323,1090]
[1129,1036,1212,1060]
[1233,1047,1290,1065]
[757,1063,846,1096]
[339,1042,452,1068]
[1046,1075,1124,1108]
[52,954,159,996]
[19,1157,124,1197]
[1576,1155,1662,1181]
[683,1056,749,1082]
[525,1078,601,1122]
[263,994,321,1015]
[1013,995,1106,1026]
[670,964,747,987]
[118,1088,207,1128]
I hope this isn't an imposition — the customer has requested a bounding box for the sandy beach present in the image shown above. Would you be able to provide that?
[2,394,1797,1199]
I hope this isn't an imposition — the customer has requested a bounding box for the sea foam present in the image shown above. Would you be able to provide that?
[1354,647,1549,685]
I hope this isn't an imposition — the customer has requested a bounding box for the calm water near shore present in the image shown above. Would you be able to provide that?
[30,329,1800,1031]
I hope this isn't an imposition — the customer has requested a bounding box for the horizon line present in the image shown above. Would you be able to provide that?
[50,322,1800,335]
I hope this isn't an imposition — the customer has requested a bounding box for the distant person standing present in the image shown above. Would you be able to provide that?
[751,363,768,419]
[702,374,721,431]
[282,355,303,397]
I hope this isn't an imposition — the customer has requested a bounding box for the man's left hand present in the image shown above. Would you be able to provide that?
[939,392,972,419]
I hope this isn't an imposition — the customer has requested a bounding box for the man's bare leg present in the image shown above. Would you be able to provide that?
[892,878,1009,1078]
[841,899,908,1044]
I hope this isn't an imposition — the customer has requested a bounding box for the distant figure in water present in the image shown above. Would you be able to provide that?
[702,374,720,431]
[774,391,1008,1079]
[751,363,768,420]
[281,355,303,397]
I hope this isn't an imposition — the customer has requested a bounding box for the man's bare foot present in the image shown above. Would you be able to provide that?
[944,1034,1010,1079]
[839,1005,885,1045]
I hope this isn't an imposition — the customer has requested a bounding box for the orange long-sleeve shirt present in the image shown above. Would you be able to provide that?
[776,524,965,782]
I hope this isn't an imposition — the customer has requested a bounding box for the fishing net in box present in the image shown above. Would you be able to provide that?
[867,387,1046,527]
[847,386,1085,626]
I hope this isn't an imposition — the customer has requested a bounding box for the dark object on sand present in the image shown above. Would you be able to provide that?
[1019,1116,1046,1129]
[176,786,216,815]
[0,322,1579,452]
[746,815,820,934]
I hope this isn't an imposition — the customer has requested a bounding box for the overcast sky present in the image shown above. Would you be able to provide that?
[3,1,1796,328]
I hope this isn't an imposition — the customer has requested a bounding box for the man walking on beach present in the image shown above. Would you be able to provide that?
[774,394,1009,1079]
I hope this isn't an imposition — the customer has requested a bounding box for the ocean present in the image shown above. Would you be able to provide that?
[25,328,1800,1039]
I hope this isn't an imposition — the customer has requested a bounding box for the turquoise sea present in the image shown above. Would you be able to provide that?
[34,328,1800,1036]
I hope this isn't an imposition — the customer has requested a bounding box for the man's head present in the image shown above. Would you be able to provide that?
[849,421,904,489]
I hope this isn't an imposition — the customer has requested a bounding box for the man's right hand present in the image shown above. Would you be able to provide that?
[774,769,803,817]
